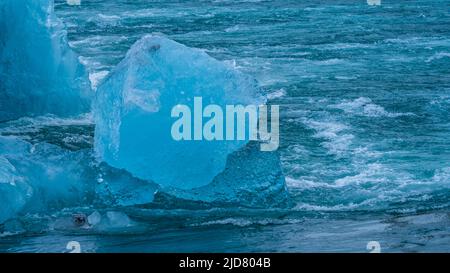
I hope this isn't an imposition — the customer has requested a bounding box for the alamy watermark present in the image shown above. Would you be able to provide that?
[171,97,279,151]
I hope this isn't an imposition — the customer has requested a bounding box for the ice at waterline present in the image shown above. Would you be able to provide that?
[171,97,279,152]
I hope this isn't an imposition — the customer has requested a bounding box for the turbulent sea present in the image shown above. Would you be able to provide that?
[1,0,450,252]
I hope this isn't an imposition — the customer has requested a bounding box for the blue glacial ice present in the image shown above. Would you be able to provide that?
[95,35,264,189]
[0,135,94,224]
[0,131,160,224]
[0,0,92,122]
[154,141,290,208]
[0,155,31,224]
[94,35,288,206]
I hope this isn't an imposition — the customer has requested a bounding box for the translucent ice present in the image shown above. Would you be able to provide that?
[0,0,92,122]
[0,156,31,224]
[0,136,95,222]
[0,116,162,224]
[95,162,159,207]
[156,142,290,208]
[105,211,133,228]
[87,211,101,226]
[95,35,264,190]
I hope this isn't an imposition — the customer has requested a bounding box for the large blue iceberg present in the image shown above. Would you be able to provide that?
[95,35,265,189]
[94,35,288,207]
[0,0,92,122]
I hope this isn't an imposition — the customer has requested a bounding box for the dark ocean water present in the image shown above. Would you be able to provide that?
[0,0,449,252]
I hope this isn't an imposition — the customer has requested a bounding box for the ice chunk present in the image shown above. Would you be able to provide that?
[0,0,92,122]
[95,162,159,207]
[0,137,159,224]
[87,211,101,226]
[0,156,31,224]
[3,141,95,214]
[0,113,163,224]
[0,138,32,224]
[105,211,132,228]
[0,135,95,223]
[156,142,290,208]
[94,35,263,189]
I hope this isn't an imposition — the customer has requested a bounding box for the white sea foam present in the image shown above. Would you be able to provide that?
[426,52,450,63]
[193,218,303,227]
[294,202,363,211]
[0,231,23,238]
[302,119,354,156]
[432,167,450,184]
[225,25,240,33]
[384,37,450,47]
[313,58,345,65]
[285,177,335,189]
[330,97,413,118]
[70,35,128,48]
[89,71,109,90]
[98,14,121,21]
[334,163,388,187]
[286,163,390,189]
[266,89,286,100]
[78,56,103,68]
[316,43,373,50]
[335,75,358,80]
